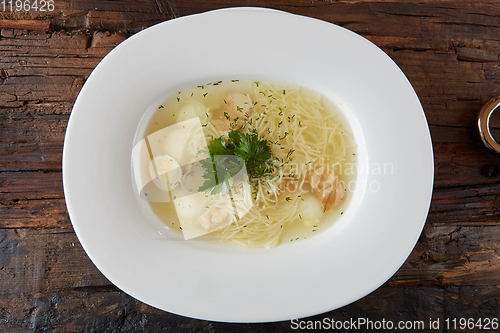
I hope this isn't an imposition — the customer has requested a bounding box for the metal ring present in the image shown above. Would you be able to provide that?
[478,96,500,157]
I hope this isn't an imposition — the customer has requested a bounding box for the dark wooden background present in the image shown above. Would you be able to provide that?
[1,0,500,332]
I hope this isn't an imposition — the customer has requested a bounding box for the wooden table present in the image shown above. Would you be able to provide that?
[1,0,499,331]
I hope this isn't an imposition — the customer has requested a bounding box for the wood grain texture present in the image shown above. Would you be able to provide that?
[0,19,52,32]
[1,0,499,330]
[0,228,498,331]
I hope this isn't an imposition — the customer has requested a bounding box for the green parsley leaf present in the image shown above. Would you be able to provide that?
[207,137,231,155]
[198,130,275,195]
[230,131,271,162]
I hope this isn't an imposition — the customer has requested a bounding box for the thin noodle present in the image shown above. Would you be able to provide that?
[209,81,350,248]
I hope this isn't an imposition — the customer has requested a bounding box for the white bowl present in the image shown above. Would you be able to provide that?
[63,7,433,322]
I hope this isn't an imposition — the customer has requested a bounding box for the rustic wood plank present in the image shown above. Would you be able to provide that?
[429,185,500,225]
[0,228,497,331]
[0,28,50,39]
[1,30,87,54]
[1,0,497,39]
[0,173,65,230]
[456,47,500,62]
[87,10,168,31]
[0,113,68,145]
[389,50,500,128]
[0,229,108,294]
[0,197,69,228]
[0,30,128,76]
[389,225,500,286]
[433,142,500,188]
[0,19,52,32]
[1,286,485,332]
[0,102,72,116]
[0,142,63,172]
[364,35,450,51]
[1,0,498,40]
[0,171,63,200]
[1,75,84,103]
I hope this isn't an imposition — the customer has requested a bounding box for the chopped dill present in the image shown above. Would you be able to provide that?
[279,132,288,140]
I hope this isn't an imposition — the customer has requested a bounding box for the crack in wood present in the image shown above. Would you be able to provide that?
[0,169,62,173]
[69,284,120,293]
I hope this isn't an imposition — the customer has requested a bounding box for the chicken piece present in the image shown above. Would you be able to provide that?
[210,92,253,134]
[198,201,235,231]
[307,167,344,211]
[210,119,232,135]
